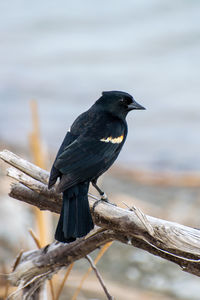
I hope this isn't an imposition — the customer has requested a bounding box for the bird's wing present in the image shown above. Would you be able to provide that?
[54,134,125,192]
[48,131,77,188]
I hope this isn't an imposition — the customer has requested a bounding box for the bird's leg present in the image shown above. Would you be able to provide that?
[91,180,110,212]
[91,180,108,201]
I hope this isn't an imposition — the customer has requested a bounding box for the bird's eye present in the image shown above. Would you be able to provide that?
[119,99,127,106]
[120,97,132,106]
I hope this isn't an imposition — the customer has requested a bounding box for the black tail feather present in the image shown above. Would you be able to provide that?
[55,182,94,243]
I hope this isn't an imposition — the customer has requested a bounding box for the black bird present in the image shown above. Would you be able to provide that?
[48,91,145,243]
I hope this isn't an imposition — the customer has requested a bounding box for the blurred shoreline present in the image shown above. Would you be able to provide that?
[1,1,200,172]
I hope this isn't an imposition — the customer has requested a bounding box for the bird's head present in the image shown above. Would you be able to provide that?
[95,90,145,119]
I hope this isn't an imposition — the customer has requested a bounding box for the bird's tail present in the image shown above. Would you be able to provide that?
[55,182,94,243]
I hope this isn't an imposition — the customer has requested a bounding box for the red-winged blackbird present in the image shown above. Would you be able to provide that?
[48,91,145,242]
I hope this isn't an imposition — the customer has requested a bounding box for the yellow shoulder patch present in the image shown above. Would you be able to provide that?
[100,135,124,144]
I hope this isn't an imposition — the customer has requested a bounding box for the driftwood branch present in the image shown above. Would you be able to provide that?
[1,150,200,297]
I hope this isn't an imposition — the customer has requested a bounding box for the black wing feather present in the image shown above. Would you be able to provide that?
[48,131,77,188]
[55,135,124,192]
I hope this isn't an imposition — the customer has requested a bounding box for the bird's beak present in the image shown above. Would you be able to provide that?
[128,99,146,111]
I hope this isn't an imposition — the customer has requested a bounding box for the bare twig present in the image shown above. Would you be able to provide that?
[86,255,113,300]
[71,241,113,300]
[131,205,155,236]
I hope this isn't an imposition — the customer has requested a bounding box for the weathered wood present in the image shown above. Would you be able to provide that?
[9,174,200,257]
[0,150,49,184]
[1,149,200,298]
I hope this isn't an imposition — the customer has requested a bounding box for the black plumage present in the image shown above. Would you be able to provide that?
[48,90,145,242]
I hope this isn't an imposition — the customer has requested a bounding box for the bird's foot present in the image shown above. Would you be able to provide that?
[92,194,108,212]
[92,193,116,212]
[92,200,103,212]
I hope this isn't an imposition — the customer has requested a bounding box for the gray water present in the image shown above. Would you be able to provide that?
[0,0,200,171]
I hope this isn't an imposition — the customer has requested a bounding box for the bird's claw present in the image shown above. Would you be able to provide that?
[92,196,109,213]
[92,194,117,212]
[92,199,102,212]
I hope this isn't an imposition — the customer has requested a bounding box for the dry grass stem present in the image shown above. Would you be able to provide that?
[55,263,74,300]
[28,229,42,249]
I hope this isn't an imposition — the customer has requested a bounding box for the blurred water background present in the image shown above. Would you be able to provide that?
[1,1,200,299]
[0,0,200,171]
